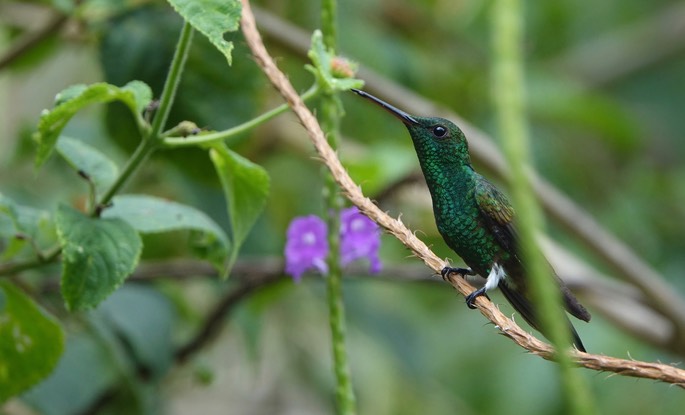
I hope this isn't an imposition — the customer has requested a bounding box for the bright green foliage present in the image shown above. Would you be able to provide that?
[34,81,152,167]
[166,0,241,65]
[56,136,120,197]
[210,143,269,276]
[0,281,65,403]
[55,205,142,310]
[103,194,229,267]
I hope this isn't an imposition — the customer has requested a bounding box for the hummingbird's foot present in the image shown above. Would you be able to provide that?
[464,287,489,309]
[440,266,474,282]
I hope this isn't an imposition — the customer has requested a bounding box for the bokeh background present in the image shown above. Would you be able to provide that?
[2,0,685,414]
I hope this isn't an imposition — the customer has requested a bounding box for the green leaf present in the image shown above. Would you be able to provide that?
[166,0,241,65]
[97,285,176,377]
[56,136,120,197]
[0,194,56,260]
[102,194,229,267]
[210,144,269,276]
[34,81,152,167]
[21,332,121,415]
[55,205,142,311]
[0,193,20,243]
[0,281,65,403]
[528,74,639,153]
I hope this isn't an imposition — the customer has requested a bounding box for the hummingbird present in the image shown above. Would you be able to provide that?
[352,89,591,351]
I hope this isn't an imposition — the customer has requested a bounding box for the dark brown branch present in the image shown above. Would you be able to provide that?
[165,258,434,363]
[174,271,286,363]
[0,8,70,71]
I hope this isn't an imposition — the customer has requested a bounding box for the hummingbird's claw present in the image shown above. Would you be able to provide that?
[440,266,474,282]
[440,267,490,308]
[465,287,489,309]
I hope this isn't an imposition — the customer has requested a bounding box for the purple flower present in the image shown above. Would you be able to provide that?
[284,207,382,281]
[284,215,329,282]
[340,207,382,273]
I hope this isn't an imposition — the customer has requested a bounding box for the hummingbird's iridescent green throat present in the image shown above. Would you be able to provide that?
[351,88,591,352]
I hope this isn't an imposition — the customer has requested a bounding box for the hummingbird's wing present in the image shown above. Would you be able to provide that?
[473,177,517,255]
[474,176,592,323]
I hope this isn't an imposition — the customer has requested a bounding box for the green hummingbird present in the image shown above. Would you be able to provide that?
[352,89,591,351]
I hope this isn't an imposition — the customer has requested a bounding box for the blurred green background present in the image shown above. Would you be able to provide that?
[2,0,685,414]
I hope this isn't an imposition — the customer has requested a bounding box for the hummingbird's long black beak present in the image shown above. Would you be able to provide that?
[351,89,419,125]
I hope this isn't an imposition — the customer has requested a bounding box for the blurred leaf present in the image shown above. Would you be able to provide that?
[97,285,176,378]
[192,362,215,385]
[55,205,142,310]
[528,74,640,153]
[344,144,418,196]
[0,282,65,403]
[34,81,152,167]
[56,136,120,197]
[102,194,229,268]
[0,194,22,256]
[22,332,121,415]
[210,144,269,276]
[0,194,56,260]
[166,0,241,65]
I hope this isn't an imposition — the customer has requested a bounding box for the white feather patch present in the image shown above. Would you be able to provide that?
[484,263,506,291]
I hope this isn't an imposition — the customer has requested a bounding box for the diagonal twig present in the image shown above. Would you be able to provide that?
[239,0,685,387]
[250,5,685,355]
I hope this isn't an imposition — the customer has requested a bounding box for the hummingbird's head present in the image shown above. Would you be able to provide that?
[351,89,471,166]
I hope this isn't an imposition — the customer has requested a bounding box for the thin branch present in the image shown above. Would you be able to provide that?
[175,272,285,363]
[549,3,685,87]
[129,258,435,283]
[372,171,424,206]
[0,10,68,71]
[162,259,432,364]
[130,256,676,352]
[239,0,685,387]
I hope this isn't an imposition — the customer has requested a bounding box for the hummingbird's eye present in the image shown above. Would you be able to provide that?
[432,125,447,138]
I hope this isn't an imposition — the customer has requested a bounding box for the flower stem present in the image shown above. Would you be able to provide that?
[320,0,356,413]
[94,137,156,212]
[95,20,194,212]
[161,85,321,148]
[0,246,61,277]
[321,0,337,54]
[149,20,194,142]
[491,0,595,413]
[322,109,356,414]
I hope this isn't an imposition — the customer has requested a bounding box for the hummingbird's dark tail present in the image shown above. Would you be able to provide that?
[498,282,587,352]
[569,322,587,353]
